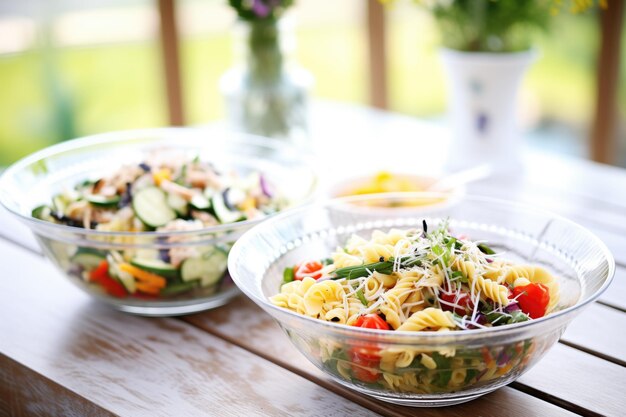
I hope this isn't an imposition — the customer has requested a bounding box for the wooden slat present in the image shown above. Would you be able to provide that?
[158,0,185,126]
[599,266,626,311]
[590,0,624,164]
[0,241,379,417]
[185,297,577,417]
[514,343,626,417]
[469,180,626,234]
[469,181,626,266]
[561,303,626,366]
[366,0,388,109]
[515,152,626,211]
[0,354,115,417]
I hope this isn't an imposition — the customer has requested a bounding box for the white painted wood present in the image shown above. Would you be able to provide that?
[0,239,379,417]
[517,343,626,417]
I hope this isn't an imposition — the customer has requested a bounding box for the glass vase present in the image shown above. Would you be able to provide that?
[219,18,313,144]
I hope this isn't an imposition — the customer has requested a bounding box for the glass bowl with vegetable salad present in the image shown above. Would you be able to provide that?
[0,128,317,316]
[228,193,614,406]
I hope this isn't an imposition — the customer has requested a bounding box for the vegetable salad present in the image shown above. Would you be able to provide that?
[33,152,287,299]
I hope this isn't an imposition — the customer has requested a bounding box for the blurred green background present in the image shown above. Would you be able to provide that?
[0,0,624,166]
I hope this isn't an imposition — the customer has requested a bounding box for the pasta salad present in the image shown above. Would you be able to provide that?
[270,221,560,391]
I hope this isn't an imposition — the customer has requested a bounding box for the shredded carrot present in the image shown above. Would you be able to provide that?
[135,281,162,295]
[497,363,514,375]
[153,168,172,186]
[119,263,167,288]
[481,347,495,367]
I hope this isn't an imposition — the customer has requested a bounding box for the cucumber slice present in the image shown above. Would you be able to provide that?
[132,249,159,260]
[52,194,67,213]
[130,258,179,280]
[71,249,106,269]
[167,192,189,216]
[210,192,245,224]
[32,205,51,220]
[132,186,177,228]
[180,249,228,287]
[190,194,210,211]
[75,179,96,190]
[160,281,198,296]
[86,194,120,208]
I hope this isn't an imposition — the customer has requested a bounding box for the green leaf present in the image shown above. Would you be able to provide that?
[450,270,466,282]
[355,287,368,306]
[283,267,294,283]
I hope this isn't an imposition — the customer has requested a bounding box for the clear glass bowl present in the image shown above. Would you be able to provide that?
[0,128,317,316]
[228,193,614,406]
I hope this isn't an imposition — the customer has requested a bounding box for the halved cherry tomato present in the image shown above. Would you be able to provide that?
[354,314,390,330]
[350,315,389,361]
[348,314,390,383]
[349,351,379,383]
[513,283,550,319]
[439,291,474,316]
[294,261,323,281]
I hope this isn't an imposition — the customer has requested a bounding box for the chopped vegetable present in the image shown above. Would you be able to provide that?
[354,314,390,330]
[333,261,394,280]
[439,291,473,316]
[119,263,167,289]
[130,258,179,280]
[32,152,289,300]
[355,287,368,306]
[283,267,294,283]
[86,194,120,208]
[477,243,496,255]
[513,283,550,319]
[180,249,228,287]
[294,261,324,281]
[152,168,171,186]
[90,261,127,298]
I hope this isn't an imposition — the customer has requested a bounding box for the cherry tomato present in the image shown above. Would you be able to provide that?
[347,314,390,382]
[513,283,550,319]
[349,351,379,383]
[354,314,390,330]
[294,261,323,281]
[351,314,389,360]
[439,291,474,315]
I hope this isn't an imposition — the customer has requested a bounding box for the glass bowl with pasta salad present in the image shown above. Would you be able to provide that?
[0,128,317,316]
[228,193,614,406]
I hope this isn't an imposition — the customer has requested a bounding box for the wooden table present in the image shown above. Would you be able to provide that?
[1,103,625,417]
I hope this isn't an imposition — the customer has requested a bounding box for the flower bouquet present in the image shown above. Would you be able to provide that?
[220,0,312,143]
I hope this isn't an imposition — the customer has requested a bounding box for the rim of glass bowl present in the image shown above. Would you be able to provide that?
[229,192,616,341]
[0,127,318,246]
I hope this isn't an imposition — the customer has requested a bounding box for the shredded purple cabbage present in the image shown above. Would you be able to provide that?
[504,302,521,313]
[159,249,171,264]
[497,350,511,366]
[223,188,237,211]
[119,182,132,207]
[259,174,273,198]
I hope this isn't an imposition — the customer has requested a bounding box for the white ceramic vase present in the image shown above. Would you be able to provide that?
[440,49,536,173]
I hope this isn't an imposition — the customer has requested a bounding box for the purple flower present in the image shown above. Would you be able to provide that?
[252,0,271,18]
